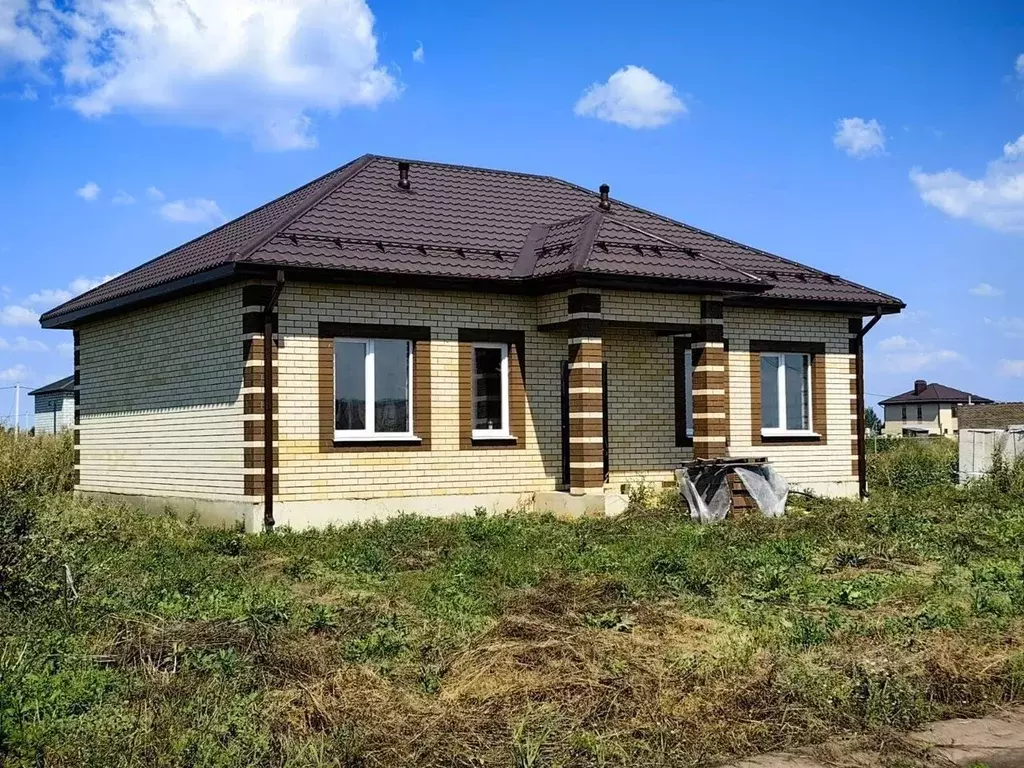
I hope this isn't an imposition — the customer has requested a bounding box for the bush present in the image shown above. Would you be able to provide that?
[867,437,957,494]
[0,430,75,496]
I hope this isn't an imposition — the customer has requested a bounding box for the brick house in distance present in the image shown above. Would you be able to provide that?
[879,380,992,437]
[40,156,904,531]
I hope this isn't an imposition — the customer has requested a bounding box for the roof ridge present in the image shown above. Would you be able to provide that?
[40,154,374,321]
[605,215,767,286]
[364,153,569,185]
[234,154,376,263]
[569,210,605,272]
[543,176,903,307]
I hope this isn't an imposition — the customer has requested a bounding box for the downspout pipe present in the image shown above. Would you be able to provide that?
[263,270,285,532]
[855,308,883,499]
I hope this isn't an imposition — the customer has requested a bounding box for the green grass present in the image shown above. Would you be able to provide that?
[2,432,1024,766]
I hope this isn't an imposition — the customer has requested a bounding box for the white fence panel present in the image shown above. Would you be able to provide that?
[959,429,1024,483]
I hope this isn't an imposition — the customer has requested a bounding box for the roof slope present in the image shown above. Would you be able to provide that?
[29,375,74,397]
[879,383,994,405]
[959,403,1024,430]
[41,154,904,326]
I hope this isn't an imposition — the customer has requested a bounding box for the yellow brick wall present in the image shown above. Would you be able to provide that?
[76,284,245,500]
[725,306,858,495]
[73,281,859,504]
[275,282,566,501]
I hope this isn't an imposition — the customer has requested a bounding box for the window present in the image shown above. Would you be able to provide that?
[334,338,415,440]
[673,338,696,446]
[901,406,907,421]
[759,352,812,434]
[472,342,509,438]
[684,348,694,438]
[916,405,923,421]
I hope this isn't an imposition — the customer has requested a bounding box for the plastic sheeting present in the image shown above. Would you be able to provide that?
[676,466,731,523]
[677,462,790,523]
[734,465,789,518]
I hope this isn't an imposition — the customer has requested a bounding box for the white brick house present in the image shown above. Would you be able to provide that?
[29,376,75,435]
[41,155,904,531]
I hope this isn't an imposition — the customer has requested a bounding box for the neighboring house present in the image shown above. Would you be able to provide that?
[958,402,1024,430]
[40,155,904,531]
[879,380,992,437]
[29,376,75,435]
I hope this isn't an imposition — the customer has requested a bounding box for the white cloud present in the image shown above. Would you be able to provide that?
[20,83,36,100]
[0,336,47,352]
[25,274,120,308]
[57,341,74,357]
[894,309,929,324]
[159,198,226,224]
[111,190,135,205]
[985,316,1024,339]
[0,0,48,69]
[14,0,398,151]
[574,65,686,129]
[75,181,100,201]
[999,359,1024,378]
[874,335,964,374]
[969,282,1005,297]
[412,42,424,64]
[0,364,29,383]
[910,134,1024,233]
[833,117,886,158]
[0,305,37,327]
[1016,53,1024,78]
[146,186,165,201]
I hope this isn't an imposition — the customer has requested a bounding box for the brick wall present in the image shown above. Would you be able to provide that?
[275,282,565,501]
[76,284,245,499]
[725,306,858,496]
[73,281,861,504]
[33,394,74,434]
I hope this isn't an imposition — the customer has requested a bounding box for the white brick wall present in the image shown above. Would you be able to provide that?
[77,285,245,500]
[33,394,74,434]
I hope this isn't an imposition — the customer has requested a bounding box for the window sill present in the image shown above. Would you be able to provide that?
[333,434,422,447]
[760,430,822,444]
[470,433,518,447]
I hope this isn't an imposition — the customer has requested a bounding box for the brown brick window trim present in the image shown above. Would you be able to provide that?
[458,328,527,450]
[749,340,827,445]
[675,337,731,449]
[317,322,432,452]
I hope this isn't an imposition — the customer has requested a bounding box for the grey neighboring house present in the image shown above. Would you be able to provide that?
[30,376,75,435]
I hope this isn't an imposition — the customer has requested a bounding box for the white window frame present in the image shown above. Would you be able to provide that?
[333,338,417,442]
[760,352,817,437]
[471,341,510,440]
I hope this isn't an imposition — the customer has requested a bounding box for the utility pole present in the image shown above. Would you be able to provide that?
[14,382,20,436]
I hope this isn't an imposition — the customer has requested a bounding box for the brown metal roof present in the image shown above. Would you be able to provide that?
[40,154,904,327]
[958,403,1024,430]
[879,383,994,405]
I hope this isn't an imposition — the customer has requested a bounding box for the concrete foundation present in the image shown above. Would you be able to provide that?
[268,493,534,530]
[78,491,259,531]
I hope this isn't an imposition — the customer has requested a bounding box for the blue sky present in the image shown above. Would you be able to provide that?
[0,0,1022,428]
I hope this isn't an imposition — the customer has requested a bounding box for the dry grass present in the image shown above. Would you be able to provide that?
[2,436,1024,766]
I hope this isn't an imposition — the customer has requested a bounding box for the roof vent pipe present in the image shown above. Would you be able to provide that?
[398,161,411,190]
[914,379,927,395]
[598,183,611,211]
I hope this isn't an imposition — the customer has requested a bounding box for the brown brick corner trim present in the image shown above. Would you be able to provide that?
[457,329,527,450]
[317,322,432,452]
[749,340,827,445]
